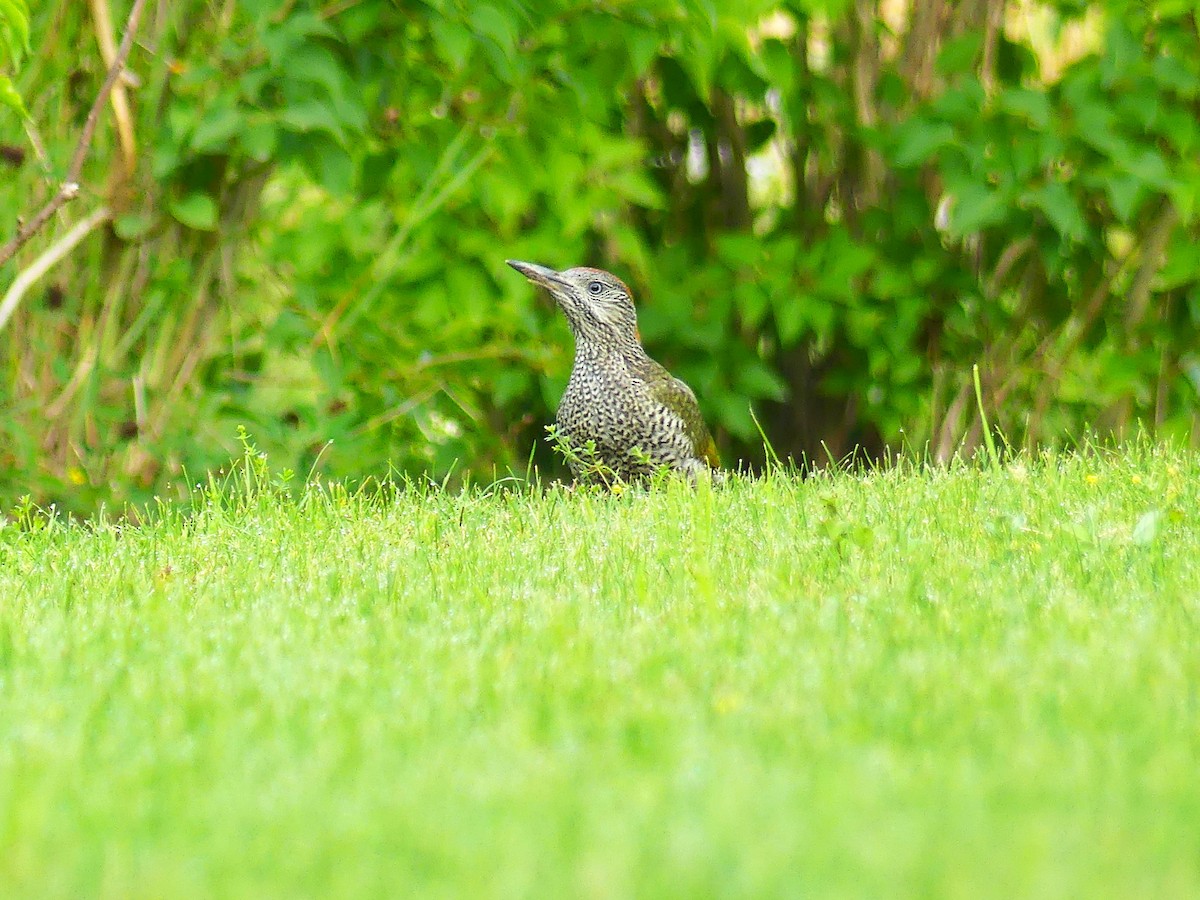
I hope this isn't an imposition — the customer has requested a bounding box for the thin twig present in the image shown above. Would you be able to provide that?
[1124,199,1178,335]
[0,0,148,269]
[0,206,113,334]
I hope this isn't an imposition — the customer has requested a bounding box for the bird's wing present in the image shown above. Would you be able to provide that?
[644,369,721,468]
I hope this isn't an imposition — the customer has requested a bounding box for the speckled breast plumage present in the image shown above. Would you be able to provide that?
[556,345,698,479]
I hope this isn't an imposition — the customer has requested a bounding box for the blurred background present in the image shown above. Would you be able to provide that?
[1,0,1197,514]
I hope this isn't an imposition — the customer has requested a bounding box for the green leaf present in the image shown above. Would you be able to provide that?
[1152,54,1200,98]
[0,0,30,56]
[998,87,1051,128]
[241,119,278,161]
[680,26,717,101]
[1124,149,1173,191]
[279,99,346,144]
[1105,175,1143,223]
[734,360,786,401]
[430,16,473,69]
[238,67,271,104]
[933,77,986,121]
[936,32,982,76]
[261,12,334,64]
[0,27,17,71]
[733,281,768,329]
[948,183,1008,235]
[716,233,762,267]
[314,145,354,195]
[626,26,660,75]
[190,105,243,154]
[871,263,915,299]
[1159,107,1199,156]
[609,169,663,210]
[1156,233,1200,290]
[773,293,807,344]
[1026,182,1087,242]
[1169,175,1200,227]
[0,73,25,117]
[469,3,517,56]
[893,119,955,167]
[114,214,152,241]
[758,39,794,93]
[817,234,875,294]
[718,42,769,97]
[281,46,354,110]
[1101,21,1141,86]
[710,391,757,441]
[169,193,219,231]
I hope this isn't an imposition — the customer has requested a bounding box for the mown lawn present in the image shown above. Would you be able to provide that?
[1,447,1198,898]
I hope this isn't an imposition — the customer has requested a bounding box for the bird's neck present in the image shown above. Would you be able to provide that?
[574,333,647,369]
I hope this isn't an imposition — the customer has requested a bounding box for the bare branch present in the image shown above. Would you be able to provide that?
[978,0,1005,95]
[1124,199,1179,336]
[0,206,113,334]
[0,0,149,269]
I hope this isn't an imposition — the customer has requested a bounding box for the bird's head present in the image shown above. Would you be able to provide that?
[506,260,640,347]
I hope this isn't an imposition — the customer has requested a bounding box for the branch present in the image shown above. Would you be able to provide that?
[0,0,148,269]
[1124,198,1179,335]
[978,0,1005,95]
[0,206,113,334]
[89,0,140,175]
[850,0,885,209]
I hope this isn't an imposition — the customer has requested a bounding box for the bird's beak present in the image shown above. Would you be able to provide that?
[506,260,569,291]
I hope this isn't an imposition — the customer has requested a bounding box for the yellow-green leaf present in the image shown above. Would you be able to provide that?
[0,74,25,118]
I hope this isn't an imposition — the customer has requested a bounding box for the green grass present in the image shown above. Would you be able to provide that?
[2,446,1199,898]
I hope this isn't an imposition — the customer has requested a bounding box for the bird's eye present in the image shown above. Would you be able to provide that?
[587,281,603,295]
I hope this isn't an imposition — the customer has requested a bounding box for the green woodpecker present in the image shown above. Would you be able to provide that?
[507,260,721,483]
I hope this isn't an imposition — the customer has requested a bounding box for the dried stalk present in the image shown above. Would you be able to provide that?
[88,0,140,176]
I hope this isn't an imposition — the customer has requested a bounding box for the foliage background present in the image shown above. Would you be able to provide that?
[1,0,1198,513]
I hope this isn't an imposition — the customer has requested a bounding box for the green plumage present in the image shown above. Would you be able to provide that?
[636,357,720,467]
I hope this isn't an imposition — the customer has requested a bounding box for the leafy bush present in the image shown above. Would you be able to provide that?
[1,0,1198,513]
[0,0,28,115]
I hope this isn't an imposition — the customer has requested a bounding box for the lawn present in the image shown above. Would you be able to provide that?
[1,446,1198,898]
